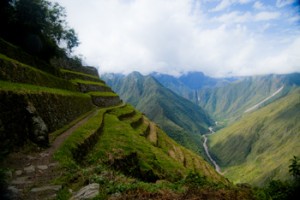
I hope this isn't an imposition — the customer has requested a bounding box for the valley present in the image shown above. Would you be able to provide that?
[104,71,300,191]
[1,1,299,199]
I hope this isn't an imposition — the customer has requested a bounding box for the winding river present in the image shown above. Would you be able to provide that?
[203,127,222,174]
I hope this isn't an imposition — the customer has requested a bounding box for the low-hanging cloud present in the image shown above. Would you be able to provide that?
[56,0,300,77]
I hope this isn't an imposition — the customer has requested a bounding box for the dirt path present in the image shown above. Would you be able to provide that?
[3,110,97,199]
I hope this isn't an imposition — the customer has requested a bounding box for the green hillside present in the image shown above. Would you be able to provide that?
[102,72,214,156]
[196,74,300,123]
[0,38,254,199]
[208,88,300,186]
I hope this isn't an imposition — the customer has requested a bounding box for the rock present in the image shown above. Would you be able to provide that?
[26,102,49,147]
[6,186,20,199]
[39,152,49,158]
[11,176,33,185]
[27,155,36,160]
[24,165,35,174]
[37,165,48,170]
[72,183,99,200]
[49,163,59,167]
[5,170,13,179]
[31,185,62,192]
[15,170,23,176]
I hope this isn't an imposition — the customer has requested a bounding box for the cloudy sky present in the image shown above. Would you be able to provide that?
[55,0,300,77]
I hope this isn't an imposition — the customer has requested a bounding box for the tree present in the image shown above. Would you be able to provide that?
[0,0,79,60]
[289,156,300,180]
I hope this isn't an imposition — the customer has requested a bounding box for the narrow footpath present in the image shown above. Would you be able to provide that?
[3,110,97,199]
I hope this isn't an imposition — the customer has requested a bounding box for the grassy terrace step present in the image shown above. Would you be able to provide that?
[60,69,104,83]
[0,80,89,97]
[88,91,119,97]
[71,79,112,93]
[88,92,122,107]
[86,112,226,183]
[136,117,151,137]
[54,105,123,166]
[0,54,77,91]
[0,81,95,149]
[108,104,137,120]
[122,112,144,129]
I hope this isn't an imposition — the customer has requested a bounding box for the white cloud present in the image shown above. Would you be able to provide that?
[276,0,296,8]
[211,0,253,12]
[54,0,300,77]
[254,11,281,21]
[253,1,265,10]
[213,11,280,24]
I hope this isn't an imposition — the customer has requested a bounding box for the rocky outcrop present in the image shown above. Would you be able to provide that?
[72,183,99,200]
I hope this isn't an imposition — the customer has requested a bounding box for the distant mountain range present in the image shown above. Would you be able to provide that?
[102,70,300,186]
[102,72,213,155]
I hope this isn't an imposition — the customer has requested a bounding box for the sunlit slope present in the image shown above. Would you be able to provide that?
[102,72,213,155]
[197,73,300,122]
[208,88,300,186]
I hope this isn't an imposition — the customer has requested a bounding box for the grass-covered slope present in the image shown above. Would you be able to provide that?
[208,88,300,186]
[101,72,213,156]
[54,104,228,198]
[196,74,300,123]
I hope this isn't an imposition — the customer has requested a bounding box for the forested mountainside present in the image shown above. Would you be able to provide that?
[102,72,213,156]
[208,88,300,186]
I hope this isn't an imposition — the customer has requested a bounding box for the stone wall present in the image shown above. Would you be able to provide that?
[91,96,122,107]
[0,91,95,154]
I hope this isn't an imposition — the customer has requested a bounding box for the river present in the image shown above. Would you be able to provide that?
[202,127,222,174]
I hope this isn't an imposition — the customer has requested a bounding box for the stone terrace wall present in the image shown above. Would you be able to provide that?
[0,91,95,153]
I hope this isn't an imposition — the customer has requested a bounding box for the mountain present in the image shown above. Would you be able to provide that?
[152,72,300,124]
[101,72,213,155]
[1,38,250,199]
[208,88,300,186]
[196,74,300,123]
[151,71,233,103]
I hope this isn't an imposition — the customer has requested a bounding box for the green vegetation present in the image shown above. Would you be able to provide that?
[49,109,96,143]
[196,74,300,123]
[60,69,101,82]
[71,79,107,87]
[0,54,77,91]
[88,91,119,97]
[0,0,78,60]
[53,103,229,198]
[209,88,300,186]
[101,72,213,157]
[0,81,89,98]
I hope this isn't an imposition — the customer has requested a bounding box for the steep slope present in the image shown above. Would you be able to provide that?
[101,72,213,155]
[196,74,300,122]
[208,88,300,186]
[1,39,253,199]
[151,71,233,103]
